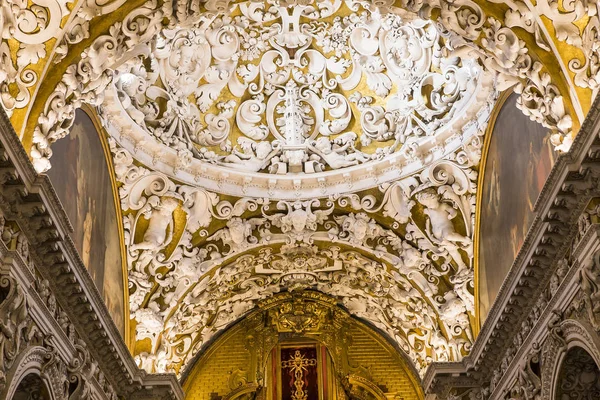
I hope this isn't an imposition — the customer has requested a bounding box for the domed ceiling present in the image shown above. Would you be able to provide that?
[102,0,494,377]
[4,0,600,385]
[101,0,494,198]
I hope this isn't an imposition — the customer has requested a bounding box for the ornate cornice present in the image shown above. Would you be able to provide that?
[0,106,184,399]
[424,84,600,395]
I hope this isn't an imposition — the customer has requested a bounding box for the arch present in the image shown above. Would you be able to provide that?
[541,319,600,398]
[1,346,62,400]
[119,143,479,376]
[136,238,471,376]
[553,346,600,399]
[180,291,424,400]
[10,374,52,400]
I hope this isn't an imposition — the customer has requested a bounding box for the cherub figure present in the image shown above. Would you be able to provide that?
[416,189,471,273]
[161,34,210,97]
[222,139,275,172]
[130,197,179,273]
[311,134,368,170]
[438,291,472,341]
[131,197,179,252]
[208,217,264,253]
[397,241,427,275]
[416,189,470,245]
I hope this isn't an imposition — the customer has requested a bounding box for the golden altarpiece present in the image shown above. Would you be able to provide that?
[183,292,422,400]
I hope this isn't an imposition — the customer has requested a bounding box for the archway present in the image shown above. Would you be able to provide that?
[555,347,600,400]
[10,374,51,400]
[181,291,424,400]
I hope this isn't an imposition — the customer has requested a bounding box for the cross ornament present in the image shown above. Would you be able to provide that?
[281,350,317,400]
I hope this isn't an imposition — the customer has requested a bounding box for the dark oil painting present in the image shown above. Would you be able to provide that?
[478,93,556,323]
[46,109,126,335]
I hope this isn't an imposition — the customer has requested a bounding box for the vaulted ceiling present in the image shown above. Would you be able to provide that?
[2,0,600,380]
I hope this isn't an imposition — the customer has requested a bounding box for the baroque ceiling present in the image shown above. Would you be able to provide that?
[100,0,494,197]
[2,0,600,382]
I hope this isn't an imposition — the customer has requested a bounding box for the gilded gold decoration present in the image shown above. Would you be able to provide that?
[182,291,423,400]
[281,350,318,400]
[272,297,329,334]
[3,0,600,392]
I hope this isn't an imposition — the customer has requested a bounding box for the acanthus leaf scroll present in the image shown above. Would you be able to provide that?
[112,140,477,377]
[109,0,491,177]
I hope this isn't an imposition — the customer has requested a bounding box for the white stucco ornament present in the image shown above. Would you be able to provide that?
[112,136,478,376]
[99,0,496,199]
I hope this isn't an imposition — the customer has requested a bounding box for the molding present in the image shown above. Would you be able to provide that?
[0,106,184,399]
[425,90,600,394]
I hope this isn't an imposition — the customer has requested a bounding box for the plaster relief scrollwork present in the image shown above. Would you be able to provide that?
[29,0,164,173]
[112,140,477,377]
[94,0,497,199]
[87,0,592,189]
[505,345,542,400]
[0,272,38,392]
[0,0,70,117]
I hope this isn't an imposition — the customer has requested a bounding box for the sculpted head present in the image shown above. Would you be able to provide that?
[178,45,198,73]
[346,213,370,240]
[227,218,250,244]
[255,141,272,159]
[289,209,308,232]
[415,189,439,208]
[160,197,180,214]
[314,137,332,152]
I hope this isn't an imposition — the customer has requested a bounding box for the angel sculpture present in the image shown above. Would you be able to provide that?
[580,257,600,330]
[416,189,472,274]
[221,139,275,172]
[310,134,368,170]
[208,217,265,253]
[438,291,472,342]
[129,197,179,273]
[131,197,179,252]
